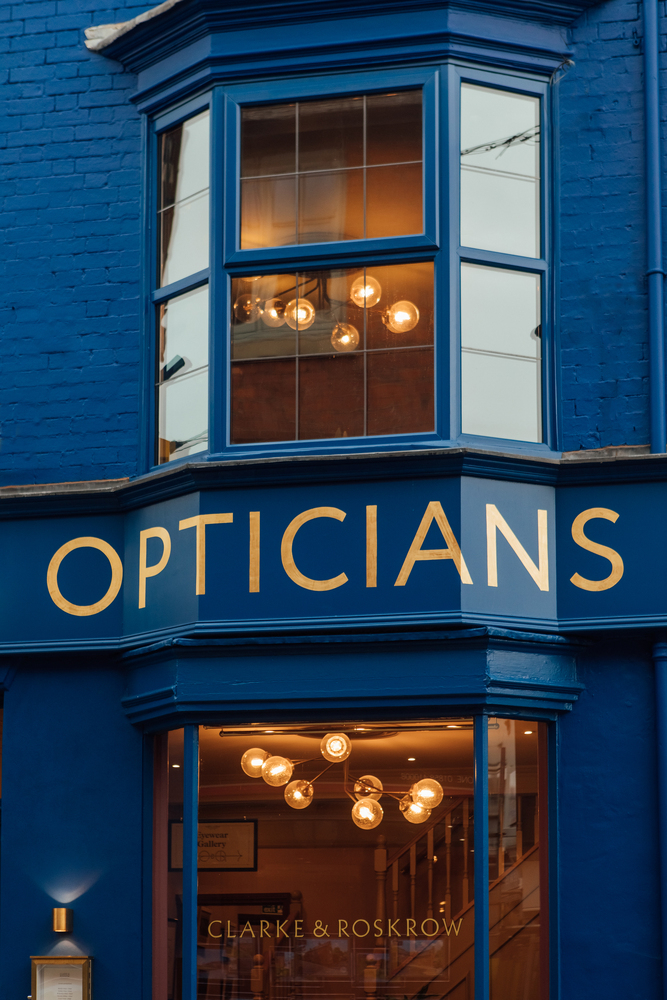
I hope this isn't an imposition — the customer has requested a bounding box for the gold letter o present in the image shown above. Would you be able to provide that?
[47,536,123,617]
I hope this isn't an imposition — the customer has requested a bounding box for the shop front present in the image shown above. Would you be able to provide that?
[2,454,663,999]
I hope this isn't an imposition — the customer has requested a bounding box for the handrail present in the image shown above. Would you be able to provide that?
[386,797,466,868]
[387,843,540,982]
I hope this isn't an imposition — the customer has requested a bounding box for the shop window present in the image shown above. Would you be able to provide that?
[152,71,548,465]
[154,718,549,1000]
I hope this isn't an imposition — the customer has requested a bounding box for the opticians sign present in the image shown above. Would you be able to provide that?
[0,475,662,649]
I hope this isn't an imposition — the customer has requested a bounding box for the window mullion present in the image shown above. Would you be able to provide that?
[182,723,200,1000]
[474,713,490,1000]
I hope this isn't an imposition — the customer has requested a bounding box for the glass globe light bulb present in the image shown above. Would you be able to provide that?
[241,747,270,778]
[330,323,360,353]
[400,794,431,825]
[284,779,314,810]
[261,755,294,786]
[411,778,444,809]
[350,275,382,308]
[284,298,316,330]
[385,300,419,334]
[320,732,352,762]
[351,796,384,830]
[354,775,383,801]
[234,293,261,324]
[261,297,286,328]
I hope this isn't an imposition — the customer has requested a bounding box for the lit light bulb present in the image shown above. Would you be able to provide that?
[241,747,270,778]
[261,297,286,328]
[331,323,360,352]
[234,294,261,323]
[320,732,352,762]
[284,298,316,330]
[350,275,382,308]
[284,779,314,809]
[261,755,294,786]
[411,778,444,809]
[400,794,431,825]
[351,796,384,830]
[384,300,419,334]
[354,775,383,801]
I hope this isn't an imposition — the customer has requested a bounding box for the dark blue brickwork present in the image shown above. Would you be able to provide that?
[0,0,148,485]
[0,0,663,472]
[560,0,652,450]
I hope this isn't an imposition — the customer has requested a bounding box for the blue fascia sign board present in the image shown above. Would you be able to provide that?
[0,476,656,650]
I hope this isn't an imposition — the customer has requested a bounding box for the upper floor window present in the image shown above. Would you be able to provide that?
[151,69,548,467]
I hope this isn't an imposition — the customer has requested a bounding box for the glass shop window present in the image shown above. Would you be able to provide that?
[231,263,433,443]
[459,84,543,443]
[156,719,549,1000]
[231,90,431,445]
[157,110,210,464]
[240,92,423,248]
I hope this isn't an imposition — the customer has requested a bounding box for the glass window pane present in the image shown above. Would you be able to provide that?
[488,720,548,1000]
[461,263,541,442]
[240,91,423,249]
[189,721,475,1000]
[231,275,297,360]
[241,103,296,177]
[366,163,422,239]
[241,176,297,249]
[159,110,210,286]
[157,284,209,464]
[298,169,364,243]
[158,368,208,464]
[230,264,433,444]
[231,358,296,444]
[299,354,365,439]
[297,96,364,171]
[367,347,434,436]
[366,90,422,166]
[460,85,540,258]
[159,285,209,381]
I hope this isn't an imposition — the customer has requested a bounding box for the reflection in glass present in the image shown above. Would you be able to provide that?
[165,729,183,1000]
[461,263,541,442]
[461,85,540,258]
[159,110,210,286]
[488,719,548,1000]
[182,722,476,1000]
[240,92,422,249]
[230,263,433,444]
[157,285,209,463]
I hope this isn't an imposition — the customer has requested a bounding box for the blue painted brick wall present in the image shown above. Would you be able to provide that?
[0,0,664,482]
[560,0,653,450]
[0,0,148,485]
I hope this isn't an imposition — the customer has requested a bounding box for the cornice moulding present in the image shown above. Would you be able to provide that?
[86,0,608,70]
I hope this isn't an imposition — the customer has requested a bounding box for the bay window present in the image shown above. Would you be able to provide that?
[157,718,550,1000]
[150,68,549,466]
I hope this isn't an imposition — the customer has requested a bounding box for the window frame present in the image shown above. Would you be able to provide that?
[143,64,555,472]
[159,713,556,1000]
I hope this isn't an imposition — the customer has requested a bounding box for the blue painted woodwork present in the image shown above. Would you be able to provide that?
[2,0,667,999]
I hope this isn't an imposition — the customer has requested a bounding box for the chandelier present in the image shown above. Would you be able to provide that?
[233,275,420,353]
[239,733,444,831]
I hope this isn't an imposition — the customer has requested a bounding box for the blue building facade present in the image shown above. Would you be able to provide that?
[1,0,667,999]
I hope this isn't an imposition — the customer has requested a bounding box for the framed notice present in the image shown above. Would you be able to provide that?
[170,819,257,871]
[31,957,91,1000]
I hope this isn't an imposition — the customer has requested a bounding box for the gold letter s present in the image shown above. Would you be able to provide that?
[570,507,624,591]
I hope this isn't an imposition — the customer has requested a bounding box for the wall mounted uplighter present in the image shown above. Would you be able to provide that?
[52,908,73,933]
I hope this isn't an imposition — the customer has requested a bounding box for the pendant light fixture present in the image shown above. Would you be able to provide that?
[237,732,444,830]
[233,274,420,352]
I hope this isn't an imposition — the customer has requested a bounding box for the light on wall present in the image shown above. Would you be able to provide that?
[52,908,73,933]
[237,732,444,830]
